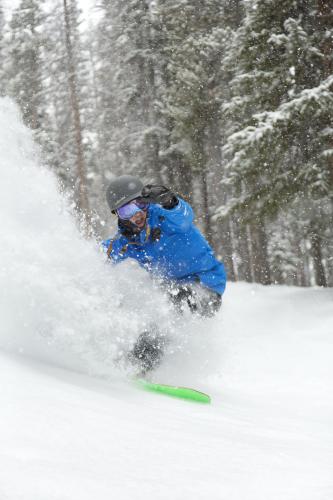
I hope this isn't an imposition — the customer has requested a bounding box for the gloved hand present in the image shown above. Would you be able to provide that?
[140,184,178,209]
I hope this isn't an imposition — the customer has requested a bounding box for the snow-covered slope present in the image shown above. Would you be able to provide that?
[1,283,333,500]
[1,99,332,500]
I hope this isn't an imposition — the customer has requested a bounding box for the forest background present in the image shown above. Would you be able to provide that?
[1,0,332,287]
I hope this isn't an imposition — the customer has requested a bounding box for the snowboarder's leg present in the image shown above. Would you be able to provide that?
[168,285,194,314]
[168,283,222,318]
[128,326,168,375]
[192,284,222,317]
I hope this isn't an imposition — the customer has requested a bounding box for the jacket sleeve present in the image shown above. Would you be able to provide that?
[101,235,129,263]
[155,198,194,233]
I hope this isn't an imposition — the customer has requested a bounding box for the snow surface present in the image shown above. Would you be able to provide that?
[1,99,333,499]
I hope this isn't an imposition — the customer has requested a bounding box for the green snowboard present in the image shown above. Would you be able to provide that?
[135,378,211,404]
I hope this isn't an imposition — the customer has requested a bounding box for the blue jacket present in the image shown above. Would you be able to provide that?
[102,199,227,295]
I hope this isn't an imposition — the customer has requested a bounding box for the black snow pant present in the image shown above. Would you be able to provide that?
[166,282,222,318]
[129,283,222,374]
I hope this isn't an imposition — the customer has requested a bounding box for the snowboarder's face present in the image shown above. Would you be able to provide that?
[130,209,147,229]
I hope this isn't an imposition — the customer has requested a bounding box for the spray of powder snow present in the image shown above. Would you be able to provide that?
[0,98,222,380]
[0,98,169,375]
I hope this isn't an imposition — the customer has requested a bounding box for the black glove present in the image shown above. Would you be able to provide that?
[140,184,178,209]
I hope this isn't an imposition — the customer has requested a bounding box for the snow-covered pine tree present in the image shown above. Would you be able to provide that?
[267,211,307,285]
[94,0,123,176]
[45,0,91,224]
[95,0,164,185]
[5,0,46,133]
[62,0,90,219]
[219,0,333,285]
[78,20,108,234]
[0,1,5,96]
[155,0,229,241]
[211,0,245,281]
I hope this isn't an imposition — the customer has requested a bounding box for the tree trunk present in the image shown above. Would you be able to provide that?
[296,239,307,287]
[310,222,327,287]
[63,0,90,225]
[176,155,192,203]
[249,220,271,285]
[220,218,236,281]
[232,221,253,282]
[200,166,212,244]
[208,143,236,278]
[192,118,212,241]
[326,251,333,287]
[326,202,333,286]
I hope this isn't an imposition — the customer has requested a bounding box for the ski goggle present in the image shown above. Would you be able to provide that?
[116,200,149,220]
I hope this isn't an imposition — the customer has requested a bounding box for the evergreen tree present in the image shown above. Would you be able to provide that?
[45,0,91,223]
[153,0,244,260]
[222,0,333,217]
[0,1,5,96]
[268,214,304,285]
[156,1,224,202]
[219,0,333,285]
[5,0,46,132]
[95,0,164,183]
[63,0,89,217]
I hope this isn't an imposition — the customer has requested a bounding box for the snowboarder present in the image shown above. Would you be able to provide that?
[102,175,227,372]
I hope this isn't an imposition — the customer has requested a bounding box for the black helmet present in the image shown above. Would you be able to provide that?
[106,175,144,211]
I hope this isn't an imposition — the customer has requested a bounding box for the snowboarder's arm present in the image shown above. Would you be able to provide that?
[140,185,193,232]
[101,235,129,263]
[155,198,194,233]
